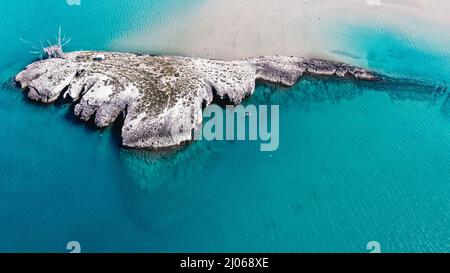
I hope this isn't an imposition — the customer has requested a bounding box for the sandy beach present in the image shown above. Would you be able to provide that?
[114,0,450,61]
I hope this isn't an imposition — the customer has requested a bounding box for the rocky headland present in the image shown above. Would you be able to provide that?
[15,51,380,149]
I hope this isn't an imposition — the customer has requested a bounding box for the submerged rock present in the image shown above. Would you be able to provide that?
[15,51,379,149]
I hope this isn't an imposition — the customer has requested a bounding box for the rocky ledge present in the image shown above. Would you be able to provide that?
[15,51,380,149]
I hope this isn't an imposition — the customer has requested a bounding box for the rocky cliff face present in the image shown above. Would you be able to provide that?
[15,51,380,149]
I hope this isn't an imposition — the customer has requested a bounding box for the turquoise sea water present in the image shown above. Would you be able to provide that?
[1,1,450,252]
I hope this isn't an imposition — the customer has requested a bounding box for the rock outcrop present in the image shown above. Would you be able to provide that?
[15,51,380,149]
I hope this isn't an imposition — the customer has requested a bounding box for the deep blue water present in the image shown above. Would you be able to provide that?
[1,1,450,252]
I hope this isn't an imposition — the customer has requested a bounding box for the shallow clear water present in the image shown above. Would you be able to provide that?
[0,1,450,252]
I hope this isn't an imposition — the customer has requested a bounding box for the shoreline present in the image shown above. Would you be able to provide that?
[113,0,450,62]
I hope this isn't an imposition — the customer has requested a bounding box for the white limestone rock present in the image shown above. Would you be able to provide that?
[15,51,379,149]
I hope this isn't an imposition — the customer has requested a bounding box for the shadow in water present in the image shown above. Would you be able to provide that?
[116,140,222,230]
